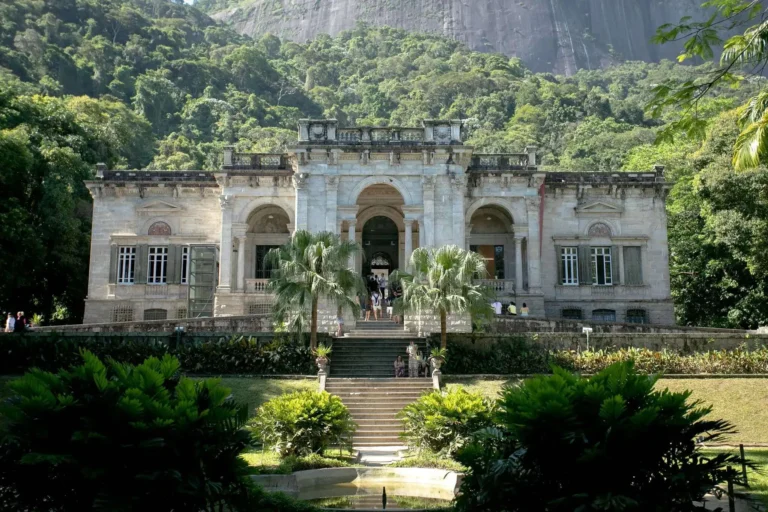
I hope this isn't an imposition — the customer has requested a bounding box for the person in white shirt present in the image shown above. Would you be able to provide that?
[407,341,418,378]
[5,313,15,332]
[492,301,502,315]
[371,291,382,320]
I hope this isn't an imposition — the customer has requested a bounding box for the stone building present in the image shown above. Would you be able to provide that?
[83,119,674,329]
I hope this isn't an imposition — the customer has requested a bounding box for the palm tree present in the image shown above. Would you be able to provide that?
[266,230,364,350]
[393,245,494,349]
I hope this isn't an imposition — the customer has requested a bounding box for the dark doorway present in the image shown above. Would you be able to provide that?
[362,216,398,279]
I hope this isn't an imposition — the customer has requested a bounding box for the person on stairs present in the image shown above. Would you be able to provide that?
[371,290,382,320]
[407,341,418,378]
[394,355,406,378]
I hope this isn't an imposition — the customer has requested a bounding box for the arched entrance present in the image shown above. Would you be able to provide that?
[362,216,398,287]
[243,205,291,292]
[468,205,520,295]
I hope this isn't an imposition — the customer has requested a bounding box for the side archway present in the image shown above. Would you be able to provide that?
[236,197,295,226]
[347,176,415,206]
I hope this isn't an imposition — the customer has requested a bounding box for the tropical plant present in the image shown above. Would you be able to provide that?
[394,245,494,349]
[0,351,253,512]
[250,390,356,457]
[397,388,494,455]
[267,230,364,350]
[455,361,742,512]
[314,343,333,358]
[430,347,448,363]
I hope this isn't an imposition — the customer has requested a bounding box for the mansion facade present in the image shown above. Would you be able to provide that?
[83,119,674,328]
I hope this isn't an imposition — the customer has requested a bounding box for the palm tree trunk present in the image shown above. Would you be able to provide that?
[311,296,318,350]
[440,310,447,349]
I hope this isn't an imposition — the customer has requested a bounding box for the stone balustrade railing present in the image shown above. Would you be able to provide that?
[245,278,270,294]
[468,154,532,171]
[222,150,288,171]
[336,127,425,144]
[474,279,516,293]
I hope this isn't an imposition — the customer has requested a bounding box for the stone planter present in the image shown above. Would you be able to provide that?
[316,357,329,373]
[431,358,444,371]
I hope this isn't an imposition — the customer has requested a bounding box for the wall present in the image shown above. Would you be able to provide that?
[39,314,273,333]
[490,317,743,334]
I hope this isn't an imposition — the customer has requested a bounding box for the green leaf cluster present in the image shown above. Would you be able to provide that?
[0,350,254,511]
[397,388,494,456]
[249,390,356,457]
[455,362,742,512]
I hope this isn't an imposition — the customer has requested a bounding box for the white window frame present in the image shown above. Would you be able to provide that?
[117,246,136,284]
[591,247,613,286]
[181,246,189,285]
[560,247,578,285]
[147,246,168,285]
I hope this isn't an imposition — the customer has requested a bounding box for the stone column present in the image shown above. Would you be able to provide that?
[218,195,234,293]
[465,223,472,251]
[293,173,309,231]
[422,176,435,247]
[418,216,426,248]
[451,174,467,247]
[325,176,339,233]
[514,235,525,295]
[237,235,246,292]
[347,221,356,269]
[404,219,413,269]
[526,194,543,294]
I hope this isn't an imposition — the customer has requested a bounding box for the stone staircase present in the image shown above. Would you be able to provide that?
[326,321,434,448]
[325,377,433,447]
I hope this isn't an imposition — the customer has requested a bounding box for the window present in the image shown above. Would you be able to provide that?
[176,307,188,319]
[111,304,134,323]
[592,309,616,322]
[626,309,647,324]
[562,308,583,320]
[591,247,613,285]
[180,246,190,284]
[494,245,505,279]
[255,245,279,279]
[147,246,168,284]
[143,308,168,321]
[623,246,643,285]
[248,300,273,315]
[560,247,578,285]
[117,246,136,284]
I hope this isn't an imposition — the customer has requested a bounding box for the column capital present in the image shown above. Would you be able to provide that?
[514,233,527,241]
[219,194,234,211]
[293,173,309,190]
[325,175,339,189]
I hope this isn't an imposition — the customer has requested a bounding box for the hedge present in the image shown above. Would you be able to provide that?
[0,333,316,375]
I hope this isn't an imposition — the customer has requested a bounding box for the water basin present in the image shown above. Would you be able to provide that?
[302,483,453,510]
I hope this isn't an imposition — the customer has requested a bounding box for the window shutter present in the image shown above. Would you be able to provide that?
[623,246,643,285]
[611,245,621,285]
[555,245,563,284]
[136,245,149,284]
[167,245,179,284]
[578,246,591,285]
[108,245,118,284]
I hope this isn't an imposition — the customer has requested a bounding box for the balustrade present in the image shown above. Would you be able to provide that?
[224,153,287,171]
[245,278,270,294]
[474,279,516,294]
[469,154,530,171]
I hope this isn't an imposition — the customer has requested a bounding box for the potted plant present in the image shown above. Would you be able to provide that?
[430,347,447,371]
[314,343,332,372]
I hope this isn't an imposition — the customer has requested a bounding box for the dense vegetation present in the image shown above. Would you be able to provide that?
[1,0,767,328]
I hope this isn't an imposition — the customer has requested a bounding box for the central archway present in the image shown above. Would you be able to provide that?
[362,216,399,287]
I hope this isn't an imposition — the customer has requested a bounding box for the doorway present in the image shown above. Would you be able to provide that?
[362,216,398,285]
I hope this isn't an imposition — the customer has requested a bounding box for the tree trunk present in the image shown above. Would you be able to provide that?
[311,296,318,350]
[440,310,447,349]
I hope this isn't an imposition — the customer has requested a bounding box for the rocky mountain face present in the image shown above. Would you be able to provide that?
[211,0,715,74]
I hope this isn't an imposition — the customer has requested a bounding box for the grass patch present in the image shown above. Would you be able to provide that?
[241,451,358,474]
[217,377,316,415]
[389,451,467,472]
[445,377,768,444]
[705,448,768,507]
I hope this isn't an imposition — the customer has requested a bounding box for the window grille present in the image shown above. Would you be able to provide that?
[561,308,583,320]
[591,247,613,286]
[626,309,647,324]
[117,247,136,284]
[248,301,273,315]
[143,309,168,321]
[111,304,134,323]
[592,309,617,322]
[176,307,188,319]
[147,246,168,284]
[560,247,578,285]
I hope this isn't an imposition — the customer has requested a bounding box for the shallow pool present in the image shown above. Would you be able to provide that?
[301,483,453,510]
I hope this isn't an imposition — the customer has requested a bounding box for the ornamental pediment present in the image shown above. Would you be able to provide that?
[575,201,623,216]
[136,201,183,216]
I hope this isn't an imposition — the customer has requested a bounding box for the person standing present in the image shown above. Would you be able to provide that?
[407,341,418,378]
[13,311,26,333]
[5,313,15,333]
[520,303,530,317]
[394,356,406,378]
[371,290,382,320]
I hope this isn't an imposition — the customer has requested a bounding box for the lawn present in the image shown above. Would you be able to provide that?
[704,448,768,507]
[445,377,768,444]
[217,377,316,415]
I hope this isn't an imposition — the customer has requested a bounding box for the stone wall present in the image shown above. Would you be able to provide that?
[447,332,767,353]
[404,312,471,335]
[37,314,273,334]
[491,317,747,334]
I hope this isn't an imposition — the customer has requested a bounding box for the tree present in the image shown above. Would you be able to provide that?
[649,0,768,169]
[394,246,493,349]
[455,362,742,512]
[266,230,363,350]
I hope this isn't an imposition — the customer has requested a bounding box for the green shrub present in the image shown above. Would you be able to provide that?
[0,351,253,511]
[243,452,356,475]
[389,451,467,472]
[455,362,742,512]
[250,390,356,457]
[398,388,494,455]
[443,336,551,374]
[0,333,315,375]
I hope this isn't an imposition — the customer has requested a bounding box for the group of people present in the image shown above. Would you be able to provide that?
[358,273,402,323]
[4,311,28,333]
[394,341,430,378]
[491,301,530,317]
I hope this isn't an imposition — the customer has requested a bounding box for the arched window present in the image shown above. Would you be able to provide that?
[588,222,612,237]
[148,221,172,236]
[592,309,616,322]
[143,308,168,321]
[561,308,583,320]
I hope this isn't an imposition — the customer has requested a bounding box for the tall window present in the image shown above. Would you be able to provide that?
[180,246,189,284]
[623,246,643,285]
[591,247,613,285]
[117,246,136,284]
[494,245,505,279]
[560,247,578,285]
[255,245,279,279]
[147,246,168,284]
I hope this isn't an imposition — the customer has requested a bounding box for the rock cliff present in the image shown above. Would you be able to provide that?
[212,0,715,74]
